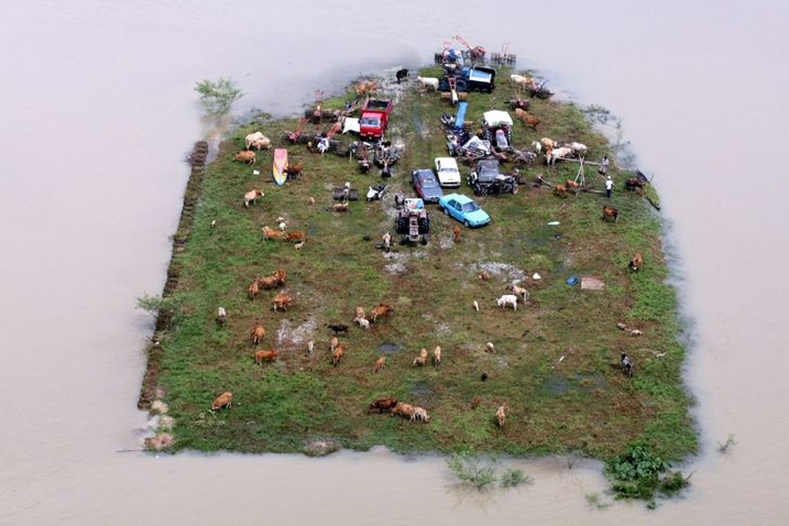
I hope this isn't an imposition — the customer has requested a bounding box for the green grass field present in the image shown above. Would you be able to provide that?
[142,66,696,463]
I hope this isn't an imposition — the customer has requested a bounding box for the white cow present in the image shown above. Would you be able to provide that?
[547,146,573,166]
[245,132,271,150]
[496,294,518,311]
[416,76,439,90]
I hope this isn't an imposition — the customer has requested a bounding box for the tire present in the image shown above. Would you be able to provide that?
[418,217,430,234]
[464,220,470,228]
[396,217,408,234]
[512,184,520,195]
[443,206,450,215]
[477,185,488,197]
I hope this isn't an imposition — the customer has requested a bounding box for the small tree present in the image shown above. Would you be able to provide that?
[194,78,244,118]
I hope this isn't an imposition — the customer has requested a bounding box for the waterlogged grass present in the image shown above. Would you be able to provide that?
[149,67,696,470]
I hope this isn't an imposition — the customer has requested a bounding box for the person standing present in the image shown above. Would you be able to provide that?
[598,155,609,175]
[382,231,392,253]
[605,175,614,199]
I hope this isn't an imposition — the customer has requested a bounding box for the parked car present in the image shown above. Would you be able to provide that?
[411,169,444,203]
[467,159,519,196]
[434,157,462,187]
[438,193,491,228]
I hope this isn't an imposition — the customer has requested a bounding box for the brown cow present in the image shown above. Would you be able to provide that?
[272,293,293,312]
[391,402,416,419]
[250,323,266,345]
[254,349,278,365]
[373,356,386,373]
[629,252,644,271]
[332,344,346,367]
[602,205,619,222]
[286,230,308,242]
[211,391,233,411]
[432,345,442,366]
[496,403,508,429]
[284,161,303,180]
[554,184,567,198]
[262,226,288,241]
[565,179,580,190]
[514,108,540,130]
[248,279,261,300]
[625,177,644,191]
[370,303,394,322]
[369,397,398,413]
[413,347,428,367]
[453,225,461,244]
[233,151,256,164]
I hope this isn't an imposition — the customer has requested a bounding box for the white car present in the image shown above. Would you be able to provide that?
[434,157,462,188]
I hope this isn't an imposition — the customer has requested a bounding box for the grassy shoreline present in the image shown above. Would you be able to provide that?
[140,65,696,467]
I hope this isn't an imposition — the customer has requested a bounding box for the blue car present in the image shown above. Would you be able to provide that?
[438,193,491,228]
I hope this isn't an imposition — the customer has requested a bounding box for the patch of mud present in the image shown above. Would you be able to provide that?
[379,341,403,354]
[474,262,527,284]
[409,380,434,400]
[276,317,317,349]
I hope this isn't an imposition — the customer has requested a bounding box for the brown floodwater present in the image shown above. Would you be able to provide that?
[1,1,788,524]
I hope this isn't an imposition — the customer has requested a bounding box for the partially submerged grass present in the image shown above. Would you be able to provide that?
[147,66,696,467]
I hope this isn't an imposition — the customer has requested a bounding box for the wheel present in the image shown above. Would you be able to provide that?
[443,206,450,215]
[512,184,520,195]
[477,186,488,197]
[464,220,471,228]
[418,217,430,234]
[396,217,408,234]
[421,235,428,246]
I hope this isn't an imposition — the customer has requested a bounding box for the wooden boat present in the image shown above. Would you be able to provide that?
[273,148,288,186]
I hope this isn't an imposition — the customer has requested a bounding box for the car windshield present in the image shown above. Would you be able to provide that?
[462,202,480,213]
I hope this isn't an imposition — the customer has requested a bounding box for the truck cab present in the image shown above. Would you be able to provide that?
[359,98,394,139]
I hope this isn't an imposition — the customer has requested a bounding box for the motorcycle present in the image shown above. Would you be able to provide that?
[366,183,389,202]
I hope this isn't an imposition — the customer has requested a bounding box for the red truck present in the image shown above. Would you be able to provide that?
[358,98,393,139]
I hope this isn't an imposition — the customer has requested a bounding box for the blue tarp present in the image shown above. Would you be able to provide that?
[454,101,468,130]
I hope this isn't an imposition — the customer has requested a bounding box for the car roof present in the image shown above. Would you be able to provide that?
[435,157,458,168]
[414,169,435,179]
[478,159,499,168]
[442,193,473,204]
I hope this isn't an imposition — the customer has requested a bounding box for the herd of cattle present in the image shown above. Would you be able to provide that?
[206,72,650,439]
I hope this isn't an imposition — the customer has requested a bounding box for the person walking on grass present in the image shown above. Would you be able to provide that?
[605,175,614,199]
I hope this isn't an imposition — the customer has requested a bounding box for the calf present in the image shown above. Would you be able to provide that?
[496,294,518,311]
[453,225,461,244]
[234,150,256,164]
[244,189,264,208]
[395,68,409,84]
[254,349,278,365]
[629,252,643,271]
[369,397,398,413]
[373,356,386,374]
[602,205,619,222]
[215,306,227,327]
[620,352,634,377]
[248,279,260,300]
[413,347,428,366]
[211,391,233,411]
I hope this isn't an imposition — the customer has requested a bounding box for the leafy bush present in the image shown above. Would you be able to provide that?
[446,453,498,490]
[500,467,532,488]
[194,78,244,118]
[605,442,690,507]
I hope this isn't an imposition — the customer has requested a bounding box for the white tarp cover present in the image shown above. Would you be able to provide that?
[461,135,492,154]
[342,117,360,134]
[483,110,513,127]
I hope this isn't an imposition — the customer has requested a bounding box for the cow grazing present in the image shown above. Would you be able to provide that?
[248,279,261,300]
[553,183,568,198]
[412,407,429,422]
[514,108,540,130]
[307,340,315,357]
[432,345,442,366]
[261,226,288,241]
[327,323,349,335]
[547,146,573,166]
[355,306,366,320]
[211,391,233,411]
[332,344,346,367]
[416,76,439,90]
[245,131,271,150]
[284,161,303,180]
[286,230,308,242]
[373,356,386,374]
[621,352,634,377]
[602,205,619,222]
[395,68,409,84]
[506,284,529,302]
[629,252,644,271]
[630,329,643,337]
[272,293,293,312]
[391,402,416,419]
[510,73,534,86]
[485,342,496,353]
[244,189,264,208]
[496,403,508,429]
[369,397,398,413]
[250,323,266,345]
[354,316,370,330]
[413,347,428,367]
[625,177,644,191]
[333,201,349,213]
[234,151,256,164]
[307,196,316,206]
[496,294,518,311]
[370,303,394,322]
[254,349,278,365]
[473,300,480,312]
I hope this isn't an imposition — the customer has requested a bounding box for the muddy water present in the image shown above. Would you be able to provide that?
[2,1,787,524]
